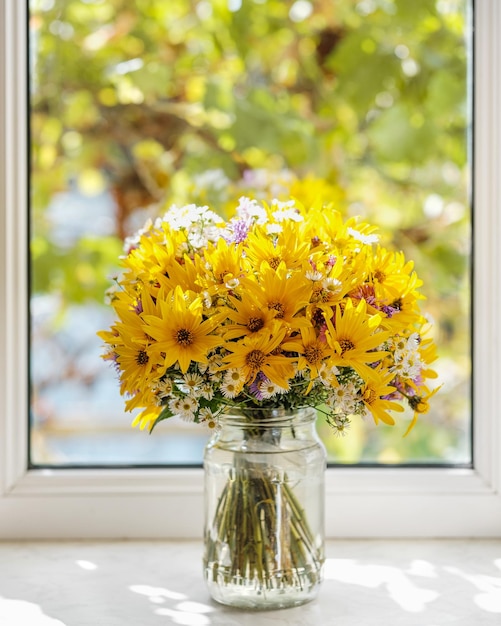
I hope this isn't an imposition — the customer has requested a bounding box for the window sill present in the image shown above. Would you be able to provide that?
[0,539,500,625]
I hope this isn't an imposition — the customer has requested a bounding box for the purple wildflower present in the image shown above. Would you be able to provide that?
[228,218,251,244]
[381,304,397,318]
[249,372,268,400]
[134,299,143,314]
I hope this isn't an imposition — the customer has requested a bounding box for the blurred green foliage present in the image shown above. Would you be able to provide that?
[30,0,470,464]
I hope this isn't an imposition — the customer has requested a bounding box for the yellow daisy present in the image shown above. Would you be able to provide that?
[244,221,310,271]
[196,237,245,294]
[142,286,223,374]
[403,385,442,436]
[122,226,198,295]
[240,261,312,330]
[361,371,405,426]
[222,293,279,340]
[367,246,423,303]
[282,325,333,391]
[325,298,391,381]
[220,324,295,387]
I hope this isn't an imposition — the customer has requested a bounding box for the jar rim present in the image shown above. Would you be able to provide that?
[219,406,317,426]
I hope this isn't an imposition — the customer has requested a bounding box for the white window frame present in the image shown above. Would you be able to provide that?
[1,0,499,539]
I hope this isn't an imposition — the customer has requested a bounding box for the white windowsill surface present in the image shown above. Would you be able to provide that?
[0,540,500,626]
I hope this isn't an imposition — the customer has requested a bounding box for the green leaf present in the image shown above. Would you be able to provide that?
[149,405,175,434]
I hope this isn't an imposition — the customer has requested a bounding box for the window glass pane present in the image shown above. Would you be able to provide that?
[29,0,471,466]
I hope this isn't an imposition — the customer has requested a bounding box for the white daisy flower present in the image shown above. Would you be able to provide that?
[168,397,182,414]
[200,382,214,401]
[236,197,267,223]
[322,277,342,294]
[327,383,358,414]
[266,223,282,234]
[221,380,241,398]
[318,363,340,387]
[225,277,240,290]
[332,415,351,437]
[179,372,204,396]
[198,407,220,429]
[206,354,223,374]
[224,369,246,385]
[154,378,174,399]
[347,227,379,244]
[305,269,324,281]
[177,396,199,421]
[258,380,287,399]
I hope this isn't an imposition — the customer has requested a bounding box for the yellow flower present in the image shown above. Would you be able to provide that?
[131,406,162,431]
[196,238,245,294]
[98,290,161,397]
[282,326,333,392]
[325,298,390,382]
[403,385,442,436]
[143,285,223,374]
[240,261,312,330]
[245,221,310,271]
[220,324,295,387]
[303,205,378,258]
[222,293,280,340]
[122,226,198,296]
[361,371,405,426]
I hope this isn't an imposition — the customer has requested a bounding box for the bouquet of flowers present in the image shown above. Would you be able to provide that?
[99,195,438,436]
[99,194,439,605]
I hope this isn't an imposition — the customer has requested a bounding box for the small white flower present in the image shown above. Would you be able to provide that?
[154,378,174,399]
[271,207,303,223]
[266,223,282,234]
[271,198,296,210]
[347,227,379,244]
[332,415,351,437]
[224,369,246,385]
[236,196,267,223]
[305,269,324,281]
[177,396,199,421]
[179,372,204,396]
[200,382,214,401]
[259,380,287,399]
[322,277,342,293]
[400,355,423,380]
[221,380,241,398]
[168,397,182,414]
[206,354,223,374]
[198,407,219,430]
[225,277,240,290]
[327,383,358,414]
[318,363,340,387]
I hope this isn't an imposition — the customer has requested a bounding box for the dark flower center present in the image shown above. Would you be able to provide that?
[269,256,281,270]
[245,349,267,370]
[268,301,285,318]
[176,328,194,346]
[304,345,323,364]
[363,388,377,404]
[247,317,265,333]
[136,350,149,366]
[339,338,355,354]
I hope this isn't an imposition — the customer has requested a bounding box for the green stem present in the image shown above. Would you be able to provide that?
[205,456,323,590]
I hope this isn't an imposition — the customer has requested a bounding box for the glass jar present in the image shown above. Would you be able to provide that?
[203,407,326,610]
